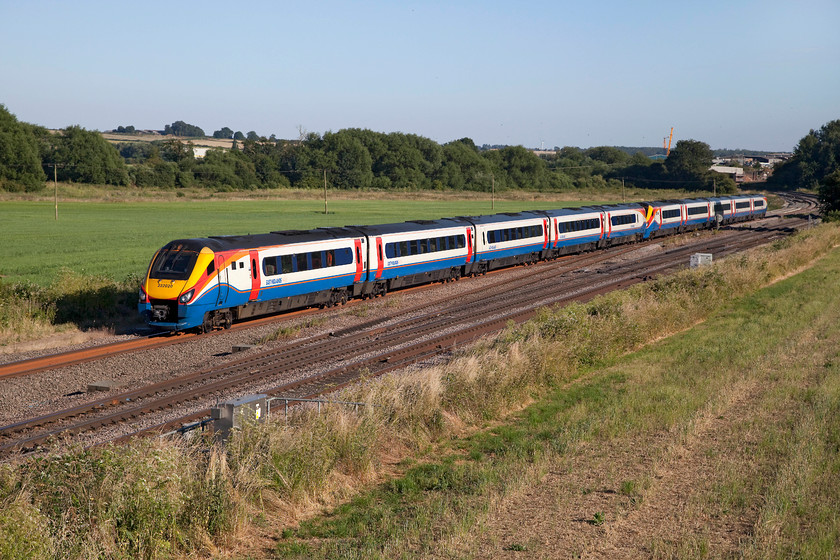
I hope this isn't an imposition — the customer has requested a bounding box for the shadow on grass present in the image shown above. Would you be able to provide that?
[52,285,145,335]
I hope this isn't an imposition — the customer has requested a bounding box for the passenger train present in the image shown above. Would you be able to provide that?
[139,194,768,332]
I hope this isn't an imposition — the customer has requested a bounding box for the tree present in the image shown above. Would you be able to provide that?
[246,131,259,141]
[768,120,840,198]
[164,120,205,137]
[0,104,45,191]
[50,125,129,185]
[584,146,630,166]
[213,127,234,139]
[159,139,195,170]
[819,170,840,215]
[233,131,245,141]
[665,139,714,180]
[322,131,373,189]
[439,138,492,190]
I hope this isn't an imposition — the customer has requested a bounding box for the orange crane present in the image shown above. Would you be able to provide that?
[663,127,674,156]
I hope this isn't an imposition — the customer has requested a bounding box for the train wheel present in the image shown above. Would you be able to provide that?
[201,313,213,334]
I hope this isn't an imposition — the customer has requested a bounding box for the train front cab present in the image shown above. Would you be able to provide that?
[139,239,221,332]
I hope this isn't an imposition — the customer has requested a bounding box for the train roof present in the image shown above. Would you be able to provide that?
[450,211,548,225]
[167,227,361,252]
[346,217,467,236]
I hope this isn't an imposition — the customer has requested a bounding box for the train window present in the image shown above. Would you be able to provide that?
[410,240,419,255]
[399,241,409,256]
[281,255,293,273]
[263,257,278,276]
[309,252,320,270]
[206,261,215,275]
[688,206,707,216]
[611,214,635,226]
[295,253,309,272]
[662,209,681,219]
[736,201,750,209]
[335,247,352,266]
[385,243,397,259]
[252,259,257,279]
[325,250,335,267]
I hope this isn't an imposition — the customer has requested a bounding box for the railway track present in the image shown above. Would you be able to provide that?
[0,193,820,456]
[1,191,818,382]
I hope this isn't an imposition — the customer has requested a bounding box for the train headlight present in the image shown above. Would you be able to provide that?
[179,289,195,304]
[139,285,147,303]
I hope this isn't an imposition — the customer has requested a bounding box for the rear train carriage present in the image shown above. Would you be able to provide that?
[751,195,768,217]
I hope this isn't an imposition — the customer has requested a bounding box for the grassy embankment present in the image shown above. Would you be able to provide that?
[0,218,836,559]
[0,187,730,346]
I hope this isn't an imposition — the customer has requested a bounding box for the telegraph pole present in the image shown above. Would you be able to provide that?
[53,164,58,220]
[323,169,328,214]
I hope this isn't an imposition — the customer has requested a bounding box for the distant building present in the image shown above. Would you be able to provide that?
[710,165,745,183]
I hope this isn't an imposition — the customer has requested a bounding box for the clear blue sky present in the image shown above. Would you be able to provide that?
[2,0,838,152]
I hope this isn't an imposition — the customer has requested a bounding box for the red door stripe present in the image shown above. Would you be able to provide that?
[353,239,363,282]
[249,249,260,301]
[375,237,384,279]
[542,219,549,249]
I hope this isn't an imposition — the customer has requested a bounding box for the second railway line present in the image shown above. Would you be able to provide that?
[0,193,819,457]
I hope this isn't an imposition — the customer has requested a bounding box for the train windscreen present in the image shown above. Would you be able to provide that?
[149,242,200,280]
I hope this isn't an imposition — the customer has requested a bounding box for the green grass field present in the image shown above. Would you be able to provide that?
[0,197,595,286]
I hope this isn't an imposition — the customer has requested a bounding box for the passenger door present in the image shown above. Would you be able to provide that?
[216,254,229,306]
[249,250,260,301]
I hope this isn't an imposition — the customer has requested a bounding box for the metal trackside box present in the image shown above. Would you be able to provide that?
[211,394,268,435]
[690,253,713,268]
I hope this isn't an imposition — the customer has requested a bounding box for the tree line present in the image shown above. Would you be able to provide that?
[0,104,759,196]
[766,119,840,215]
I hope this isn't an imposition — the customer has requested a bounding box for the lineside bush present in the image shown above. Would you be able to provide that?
[0,270,140,346]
